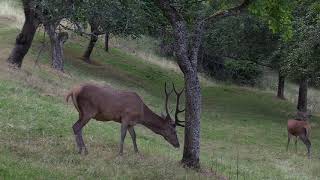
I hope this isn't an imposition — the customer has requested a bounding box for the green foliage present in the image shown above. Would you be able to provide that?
[76,0,146,37]
[249,0,294,40]
[204,14,278,62]
[225,60,263,86]
[32,0,146,37]
[279,0,320,82]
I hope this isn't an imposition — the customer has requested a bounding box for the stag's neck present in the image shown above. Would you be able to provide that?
[140,105,165,135]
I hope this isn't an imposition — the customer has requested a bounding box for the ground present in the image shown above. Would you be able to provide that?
[0,13,320,180]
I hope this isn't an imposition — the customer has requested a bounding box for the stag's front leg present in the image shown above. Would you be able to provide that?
[119,123,128,155]
[128,126,139,153]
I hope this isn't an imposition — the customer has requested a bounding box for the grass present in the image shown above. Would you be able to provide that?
[1,3,320,179]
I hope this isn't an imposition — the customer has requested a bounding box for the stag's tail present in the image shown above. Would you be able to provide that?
[65,88,80,113]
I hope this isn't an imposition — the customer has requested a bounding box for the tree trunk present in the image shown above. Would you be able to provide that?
[83,24,98,63]
[297,78,308,112]
[105,32,109,52]
[277,72,285,99]
[181,71,201,168]
[44,23,68,71]
[83,33,98,63]
[7,0,39,68]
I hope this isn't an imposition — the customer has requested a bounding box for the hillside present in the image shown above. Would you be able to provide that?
[1,12,320,180]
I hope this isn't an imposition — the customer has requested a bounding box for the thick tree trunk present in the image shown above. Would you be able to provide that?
[297,78,308,112]
[181,71,201,168]
[277,72,285,99]
[7,0,39,68]
[44,23,68,71]
[82,33,98,63]
[83,23,98,63]
[105,32,109,52]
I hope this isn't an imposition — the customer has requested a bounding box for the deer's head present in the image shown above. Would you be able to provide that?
[161,82,185,148]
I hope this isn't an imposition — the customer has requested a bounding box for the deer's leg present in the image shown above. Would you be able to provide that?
[286,133,291,151]
[299,135,311,159]
[295,137,298,153]
[119,123,128,155]
[78,129,88,155]
[128,126,139,153]
[72,116,91,155]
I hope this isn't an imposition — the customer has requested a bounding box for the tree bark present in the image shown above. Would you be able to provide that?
[297,78,308,112]
[156,0,249,169]
[105,32,109,52]
[7,0,39,68]
[83,26,98,63]
[181,71,201,168]
[277,72,285,99]
[44,23,68,71]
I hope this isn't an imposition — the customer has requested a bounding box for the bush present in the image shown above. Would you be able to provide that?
[224,60,262,86]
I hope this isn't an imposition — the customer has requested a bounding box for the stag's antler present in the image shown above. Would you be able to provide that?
[164,82,173,118]
[172,83,185,127]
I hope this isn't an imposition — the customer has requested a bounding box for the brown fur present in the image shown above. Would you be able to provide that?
[287,119,311,158]
[66,83,181,155]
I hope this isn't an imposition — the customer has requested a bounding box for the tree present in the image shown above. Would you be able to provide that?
[7,0,74,71]
[7,0,40,68]
[77,0,145,62]
[153,0,294,168]
[34,0,76,71]
[201,13,278,86]
[282,0,320,112]
[154,0,252,168]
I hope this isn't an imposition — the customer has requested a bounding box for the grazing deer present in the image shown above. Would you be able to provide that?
[66,83,185,155]
[286,112,311,158]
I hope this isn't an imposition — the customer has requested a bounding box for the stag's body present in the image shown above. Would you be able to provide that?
[66,83,184,155]
[286,119,311,158]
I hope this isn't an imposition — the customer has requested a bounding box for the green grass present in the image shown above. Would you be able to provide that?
[0,16,320,180]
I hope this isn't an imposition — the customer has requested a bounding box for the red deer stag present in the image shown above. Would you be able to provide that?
[66,83,185,155]
[286,112,311,158]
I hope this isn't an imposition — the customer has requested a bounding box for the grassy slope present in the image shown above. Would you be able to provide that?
[0,18,320,180]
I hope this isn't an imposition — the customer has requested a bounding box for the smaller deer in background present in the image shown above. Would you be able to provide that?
[286,111,311,159]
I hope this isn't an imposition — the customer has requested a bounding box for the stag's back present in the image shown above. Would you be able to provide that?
[71,84,144,123]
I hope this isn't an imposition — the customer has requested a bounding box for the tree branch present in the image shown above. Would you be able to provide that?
[203,0,250,22]
[189,20,205,70]
[156,0,192,74]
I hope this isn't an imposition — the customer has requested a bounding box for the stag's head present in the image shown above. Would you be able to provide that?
[161,82,185,148]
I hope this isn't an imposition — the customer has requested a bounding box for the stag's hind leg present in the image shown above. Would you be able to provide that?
[286,133,292,151]
[128,126,139,153]
[72,115,91,155]
[119,123,128,155]
[299,135,311,159]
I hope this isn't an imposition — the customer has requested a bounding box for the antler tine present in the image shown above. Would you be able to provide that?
[172,82,184,95]
[164,82,173,117]
[172,82,185,127]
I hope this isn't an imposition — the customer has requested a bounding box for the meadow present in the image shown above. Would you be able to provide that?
[0,1,320,179]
